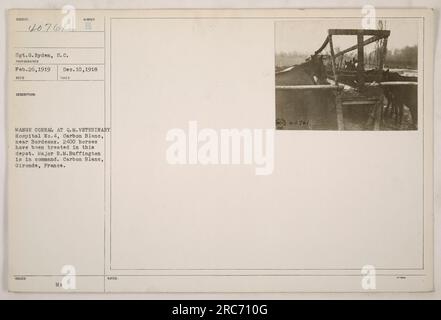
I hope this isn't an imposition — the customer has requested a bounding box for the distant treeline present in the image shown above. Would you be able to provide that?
[275,51,308,70]
[276,45,418,71]
[360,45,418,70]
[384,45,418,69]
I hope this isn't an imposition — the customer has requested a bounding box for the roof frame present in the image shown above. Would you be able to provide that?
[328,29,390,37]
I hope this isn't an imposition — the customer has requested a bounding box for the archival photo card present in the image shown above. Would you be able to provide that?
[7,8,434,293]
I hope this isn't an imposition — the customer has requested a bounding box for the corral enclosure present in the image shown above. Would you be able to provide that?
[275,19,418,131]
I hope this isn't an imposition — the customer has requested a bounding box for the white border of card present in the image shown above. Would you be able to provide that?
[7,8,434,292]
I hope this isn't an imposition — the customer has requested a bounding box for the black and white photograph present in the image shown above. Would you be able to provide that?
[275,19,419,130]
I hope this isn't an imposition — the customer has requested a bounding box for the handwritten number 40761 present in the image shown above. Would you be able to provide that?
[28,23,66,32]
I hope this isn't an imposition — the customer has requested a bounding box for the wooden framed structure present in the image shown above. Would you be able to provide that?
[314,29,391,89]
[275,28,417,131]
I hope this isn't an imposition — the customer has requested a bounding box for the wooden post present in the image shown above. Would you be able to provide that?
[373,98,383,130]
[357,33,365,89]
[328,35,338,85]
[335,91,344,130]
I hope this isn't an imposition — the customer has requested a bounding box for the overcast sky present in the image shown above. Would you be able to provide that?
[275,19,419,55]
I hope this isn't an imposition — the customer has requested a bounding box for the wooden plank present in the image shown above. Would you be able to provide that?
[342,100,378,106]
[328,29,390,37]
[366,81,418,86]
[275,85,341,90]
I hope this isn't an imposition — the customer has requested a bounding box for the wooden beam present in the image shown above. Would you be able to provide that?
[328,29,390,37]
[366,81,418,86]
[373,101,382,130]
[275,85,342,90]
[334,35,381,58]
[335,93,344,130]
[328,35,338,84]
[357,34,365,88]
[342,100,378,106]
[314,35,330,56]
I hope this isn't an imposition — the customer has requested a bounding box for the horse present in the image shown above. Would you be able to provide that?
[381,69,417,129]
[275,56,337,130]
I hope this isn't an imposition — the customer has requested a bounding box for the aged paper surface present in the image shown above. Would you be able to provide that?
[7,8,434,292]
